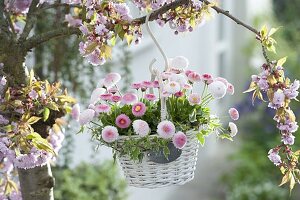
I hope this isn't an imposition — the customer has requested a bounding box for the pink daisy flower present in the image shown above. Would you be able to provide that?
[71,104,80,121]
[108,87,118,94]
[145,93,157,101]
[228,108,239,121]
[121,93,138,105]
[101,126,119,143]
[100,93,113,101]
[175,91,184,97]
[162,91,171,98]
[229,122,238,137]
[227,83,235,95]
[172,131,187,149]
[183,83,192,90]
[90,88,106,104]
[111,95,122,102]
[164,81,181,94]
[132,102,147,117]
[79,109,95,125]
[201,73,213,84]
[132,120,150,136]
[185,70,195,77]
[153,80,160,88]
[115,114,131,129]
[157,120,176,138]
[188,72,201,82]
[95,104,111,113]
[131,83,142,90]
[161,72,173,80]
[142,81,153,88]
[208,81,227,99]
[188,93,201,105]
[103,72,121,88]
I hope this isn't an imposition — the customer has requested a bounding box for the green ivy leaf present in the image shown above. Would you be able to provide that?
[196,133,205,146]
[43,107,50,122]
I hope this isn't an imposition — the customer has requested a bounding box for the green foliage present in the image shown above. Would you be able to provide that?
[53,161,127,200]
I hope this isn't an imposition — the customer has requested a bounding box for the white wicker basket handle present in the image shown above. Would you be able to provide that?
[146,13,169,121]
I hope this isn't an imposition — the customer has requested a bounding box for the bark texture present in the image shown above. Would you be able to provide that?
[18,163,55,200]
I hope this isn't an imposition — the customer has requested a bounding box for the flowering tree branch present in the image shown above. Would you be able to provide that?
[200,0,259,35]
[19,0,40,42]
[23,26,81,51]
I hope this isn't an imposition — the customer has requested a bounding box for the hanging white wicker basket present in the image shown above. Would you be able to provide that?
[117,131,199,188]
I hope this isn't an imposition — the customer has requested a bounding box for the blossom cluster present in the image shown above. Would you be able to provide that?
[78,1,142,66]
[246,59,299,187]
[0,70,75,197]
[133,0,209,34]
[73,56,239,160]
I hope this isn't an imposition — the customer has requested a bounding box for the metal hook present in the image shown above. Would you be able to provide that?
[146,13,169,72]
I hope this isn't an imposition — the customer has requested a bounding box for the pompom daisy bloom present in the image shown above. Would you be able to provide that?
[188,72,201,82]
[175,91,184,97]
[121,93,138,105]
[228,108,239,121]
[132,120,150,137]
[157,120,176,138]
[208,81,227,99]
[185,70,195,77]
[94,104,111,113]
[115,114,131,129]
[103,72,121,88]
[183,83,192,90]
[164,81,180,94]
[90,88,106,104]
[131,83,142,90]
[100,93,113,101]
[153,80,160,88]
[101,126,119,143]
[132,102,147,117]
[145,93,156,101]
[169,56,189,69]
[172,131,187,149]
[215,77,228,87]
[111,95,122,103]
[170,74,187,86]
[188,93,201,105]
[79,109,95,125]
[142,81,153,88]
[201,73,213,84]
[228,122,238,137]
[227,83,235,95]
[71,104,80,121]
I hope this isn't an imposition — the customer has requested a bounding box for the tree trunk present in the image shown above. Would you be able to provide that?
[18,163,55,200]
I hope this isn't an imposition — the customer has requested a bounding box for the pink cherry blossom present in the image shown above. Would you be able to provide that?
[132,102,147,117]
[121,93,138,105]
[132,120,150,136]
[157,120,176,139]
[115,114,131,129]
[28,90,38,99]
[71,104,80,121]
[101,126,119,143]
[188,93,201,105]
[228,108,239,121]
[172,132,187,149]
